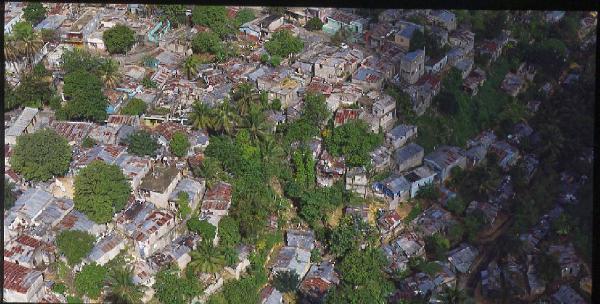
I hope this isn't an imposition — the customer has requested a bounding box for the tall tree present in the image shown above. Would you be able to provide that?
[4,179,17,210]
[10,129,72,182]
[99,58,121,89]
[272,271,300,293]
[264,30,304,58]
[23,2,47,26]
[106,266,145,304]
[238,107,270,142]
[56,230,96,266]
[191,6,233,38]
[153,265,203,304]
[212,99,237,135]
[169,132,191,157]
[190,101,214,131]
[62,69,108,122]
[189,244,227,274]
[120,98,147,116]
[74,160,132,224]
[438,285,467,304]
[103,24,136,54]
[182,55,201,80]
[232,82,259,116]
[126,130,160,156]
[12,21,43,70]
[75,263,108,299]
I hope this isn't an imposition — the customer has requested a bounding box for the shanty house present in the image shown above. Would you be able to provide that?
[424,145,467,182]
[139,163,182,209]
[3,260,45,303]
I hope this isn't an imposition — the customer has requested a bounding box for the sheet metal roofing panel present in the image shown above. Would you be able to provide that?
[14,189,54,220]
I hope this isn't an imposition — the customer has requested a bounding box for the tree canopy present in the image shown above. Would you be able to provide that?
[324,120,383,167]
[306,17,324,31]
[192,6,234,38]
[153,264,203,304]
[74,160,132,224]
[60,69,108,122]
[264,30,304,58]
[74,263,108,299]
[272,270,300,292]
[10,129,72,182]
[218,216,241,247]
[23,3,47,26]
[11,65,54,109]
[192,31,225,58]
[126,130,160,156]
[119,98,147,116]
[187,218,216,242]
[159,5,187,27]
[235,8,256,26]
[169,132,190,157]
[409,29,425,51]
[4,179,17,210]
[328,247,394,304]
[56,230,96,266]
[103,24,136,54]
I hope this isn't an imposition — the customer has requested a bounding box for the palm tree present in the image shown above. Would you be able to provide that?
[182,55,201,80]
[438,285,467,304]
[100,58,121,89]
[212,99,238,135]
[232,82,259,116]
[260,136,284,164]
[15,31,43,70]
[188,246,227,275]
[189,100,214,131]
[4,40,21,74]
[238,107,270,142]
[106,266,145,304]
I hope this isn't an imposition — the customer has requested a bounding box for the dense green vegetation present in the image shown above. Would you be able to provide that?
[153,265,203,304]
[120,98,147,116]
[272,270,300,292]
[264,30,304,58]
[324,120,383,167]
[169,131,190,157]
[192,6,235,38]
[23,2,47,26]
[58,49,113,122]
[10,129,72,182]
[74,160,132,224]
[56,230,96,266]
[126,130,160,156]
[75,263,108,299]
[103,24,136,54]
[306,17,324,31]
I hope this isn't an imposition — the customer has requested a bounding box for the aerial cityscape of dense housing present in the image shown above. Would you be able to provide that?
[3,3,596,304]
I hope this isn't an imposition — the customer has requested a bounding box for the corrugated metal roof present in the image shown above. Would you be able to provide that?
[14,189,54,220]
[6,107,38,137]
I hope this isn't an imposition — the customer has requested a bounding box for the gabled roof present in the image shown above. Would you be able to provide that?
[424,145,466,169]
[87,232,125,262]
[286,229,316,250]
[447,243,479,273]
[202,181,232,211]
[6,107,38,138]
[387,124,417,141]
[13,188,55,221]
[3,260,43,294]
[54,209,105,236]
[168,178,205,203]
